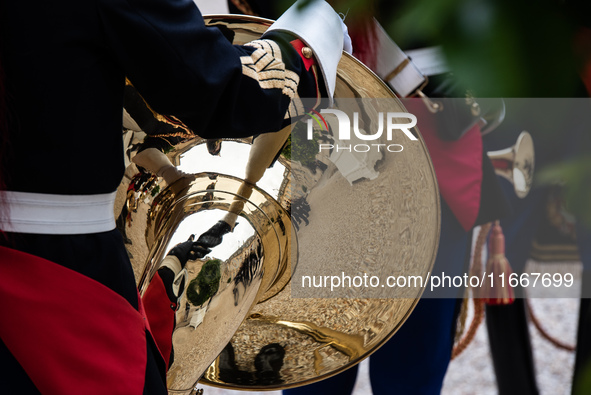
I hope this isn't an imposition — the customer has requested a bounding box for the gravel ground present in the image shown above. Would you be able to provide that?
[199,262,581,395]
[441,296,578,395]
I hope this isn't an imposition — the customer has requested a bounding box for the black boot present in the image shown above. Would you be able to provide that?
[486,299,539,395]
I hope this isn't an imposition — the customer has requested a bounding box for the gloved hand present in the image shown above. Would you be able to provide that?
[168,235,211,267]
[156,235,210,304]
[265,0,344,100]
[341,18,353,54]
[196,221,233,249]
[206,139,222,156]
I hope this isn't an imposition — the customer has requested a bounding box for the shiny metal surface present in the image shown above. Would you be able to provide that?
[116,15,440,394]
[488,131,535,198]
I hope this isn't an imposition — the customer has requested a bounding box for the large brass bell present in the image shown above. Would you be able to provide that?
[117,15,440,394]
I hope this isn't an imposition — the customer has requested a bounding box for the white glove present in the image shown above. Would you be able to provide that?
[266,0,344,101]
[341,19,353,54]
[132,147,187,185]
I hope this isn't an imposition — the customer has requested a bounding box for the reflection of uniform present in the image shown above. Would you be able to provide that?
[0,0,344,393]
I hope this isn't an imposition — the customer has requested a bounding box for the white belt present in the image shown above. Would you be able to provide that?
[0,191,117,235]
[372,19,448,98]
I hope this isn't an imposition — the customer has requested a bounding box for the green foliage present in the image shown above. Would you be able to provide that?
[536,156,591,227]
[290,121,320,169]
[163,145,174,154]
[150,185,160,197]
[402,0,580,96]
[186,259,222,306]
[573,360,591,395]
[319,0,581,97]
[281,134,292,160]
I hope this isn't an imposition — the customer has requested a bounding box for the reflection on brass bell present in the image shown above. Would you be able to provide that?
[119,15,441,394]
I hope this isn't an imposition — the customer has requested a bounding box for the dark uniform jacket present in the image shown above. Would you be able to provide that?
[0,1,319,394]
[1,0,317,195]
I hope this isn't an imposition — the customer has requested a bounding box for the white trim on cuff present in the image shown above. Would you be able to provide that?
[266,0,344,102]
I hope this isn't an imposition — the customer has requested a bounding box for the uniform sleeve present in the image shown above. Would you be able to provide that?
[97,0,320,139]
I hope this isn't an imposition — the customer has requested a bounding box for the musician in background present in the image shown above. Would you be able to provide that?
[288,2,591,395]
[481,3,591,393]
[274,1,509,393]
[207,1,591,393]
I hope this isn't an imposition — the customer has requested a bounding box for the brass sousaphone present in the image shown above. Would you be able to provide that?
[117,15,440,394]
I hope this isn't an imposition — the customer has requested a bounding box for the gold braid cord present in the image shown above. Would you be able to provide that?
[452,223,492,359]
[526,298,576,352]
[453,223,576,356]
[454,291,469,344]
[240,39,304,118]
[452,299,485,359]
[124,78,194,139]
[232,4,318,119]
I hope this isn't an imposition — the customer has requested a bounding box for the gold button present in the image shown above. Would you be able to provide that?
[302,47,313,59]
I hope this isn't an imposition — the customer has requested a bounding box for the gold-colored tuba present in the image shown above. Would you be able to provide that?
[117,15,440,394]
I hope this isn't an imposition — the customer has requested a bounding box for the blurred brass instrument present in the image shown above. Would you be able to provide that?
[117,15,440,394]
[488,131,535,198]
